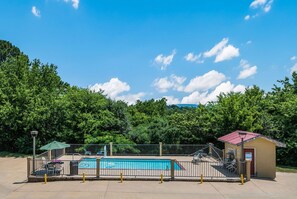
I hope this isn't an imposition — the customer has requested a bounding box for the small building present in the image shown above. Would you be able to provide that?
[218,130,286,179]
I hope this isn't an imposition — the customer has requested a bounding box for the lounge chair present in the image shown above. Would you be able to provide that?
[192,152,208,164]
[96,150,103,156]
[226,159,237,173]
[84,149,91,155]
[192,153,203,164]
[54,163,64,176]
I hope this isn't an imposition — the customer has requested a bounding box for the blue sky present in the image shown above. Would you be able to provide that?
[1,0,297,104]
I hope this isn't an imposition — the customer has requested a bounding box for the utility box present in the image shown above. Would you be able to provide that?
[70,160,78,175]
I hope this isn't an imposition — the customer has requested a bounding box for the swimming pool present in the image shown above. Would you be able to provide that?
[79,158,182,170]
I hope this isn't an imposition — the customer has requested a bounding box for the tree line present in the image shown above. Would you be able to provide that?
[0,40,296,166]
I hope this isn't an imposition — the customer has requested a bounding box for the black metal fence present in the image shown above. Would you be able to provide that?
[64,143,216,157]
[29,157,239,180]
[27,143,244,181]
[112,144,159,156]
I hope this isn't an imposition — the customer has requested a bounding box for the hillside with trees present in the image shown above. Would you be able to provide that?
[0,40,296,166]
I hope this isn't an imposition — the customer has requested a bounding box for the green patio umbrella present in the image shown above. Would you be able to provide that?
[40,141,70,159]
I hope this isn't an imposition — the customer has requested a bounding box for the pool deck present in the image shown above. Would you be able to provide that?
[2,157,297,199]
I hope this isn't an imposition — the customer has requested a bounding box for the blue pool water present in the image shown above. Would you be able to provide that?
[79,158,182,170]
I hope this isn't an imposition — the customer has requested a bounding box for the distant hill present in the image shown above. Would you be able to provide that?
[174,104,198,108]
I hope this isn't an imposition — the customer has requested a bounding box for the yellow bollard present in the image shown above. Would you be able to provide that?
[160,174,163,184]
[241,174,244,185]
[200,174,203,184]
[83,173,85,183]
[120,172,123,183]
[44,174,47,184]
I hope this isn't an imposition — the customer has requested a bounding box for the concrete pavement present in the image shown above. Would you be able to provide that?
[1,157,297,199]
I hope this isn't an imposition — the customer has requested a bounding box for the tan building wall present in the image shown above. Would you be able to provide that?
[224,137,276,179]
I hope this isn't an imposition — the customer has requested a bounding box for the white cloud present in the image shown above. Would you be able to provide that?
[238,66,257,79]
[153,75,186,93]
[233,84,246,93]
[154,50,176,70]
[246,40,252,45]
[115,93,145,105]
[163,96,180,105]
[64,0,79,9]
[203,38,240,63]
[153,77,172,93]
[89,78,130,98]
[214,45,240,63]
[291,63,297,74]
[89,78,145,104]
[250,0,267,8]
[264,0,273,13]
[250,0,273,13]
[184,70,226,92]
[31,6,41,17]
[237,59,257,79]
[182,81,245,104]
[181,91,207,104]
[204,81,245,103]
[184,53,204,63]
[204,38,229,58]
[290,56,297,61]
[244,15,251,20]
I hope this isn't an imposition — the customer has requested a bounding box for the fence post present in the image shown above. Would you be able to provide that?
[239,160,246,176]
[170,159,175,180]
[208,143,213,156]
[48,150,51,160]
[159,142,162,156]
[120,172,123,183]
[110,142,113,156]
[96,158,100,178]
[246,160,251,181]
[83,173,85,183]
[27,157,31,179]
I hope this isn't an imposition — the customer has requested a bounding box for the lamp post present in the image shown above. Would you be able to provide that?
[238,131,247,175]
[31,130,38,174]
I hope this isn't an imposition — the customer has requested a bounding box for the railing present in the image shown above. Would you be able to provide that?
[36,151,48,159]
[29,143,237,181]
[28,157,239,180]
[112,144,159,156]
[163,144,208,156]
[209,144,224,162]
[65,144,111,156]
[175,161,238,179]
[64,143,220,157]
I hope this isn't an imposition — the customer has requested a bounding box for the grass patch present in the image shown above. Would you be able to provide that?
[276,165,297,173]
[0,151,28,158]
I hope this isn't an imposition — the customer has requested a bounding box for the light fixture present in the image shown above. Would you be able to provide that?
[31,130,38,137]
[31,130,38,174]
[238,131,247,139]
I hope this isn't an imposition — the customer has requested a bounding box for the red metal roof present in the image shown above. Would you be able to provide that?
[218,130,260,145]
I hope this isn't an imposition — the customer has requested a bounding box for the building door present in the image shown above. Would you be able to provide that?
[244,149,255,175]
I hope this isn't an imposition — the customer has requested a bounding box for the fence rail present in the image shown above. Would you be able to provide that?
[28,157,240,181]
[27,143,244,181]
[64,143,218,157]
